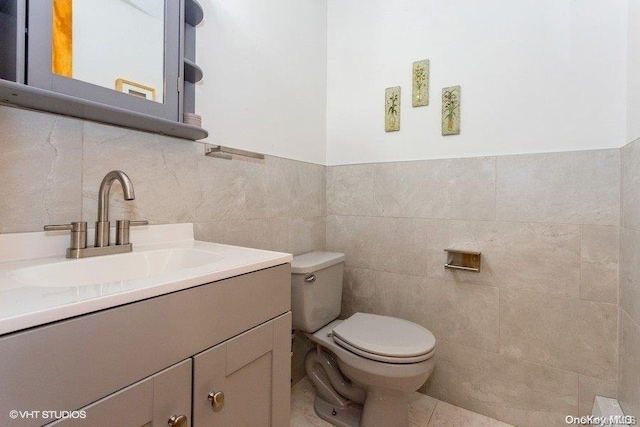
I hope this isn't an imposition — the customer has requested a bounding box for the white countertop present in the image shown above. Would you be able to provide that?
[0,223,292,336]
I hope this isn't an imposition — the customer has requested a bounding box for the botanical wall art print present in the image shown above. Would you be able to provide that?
[442,85,461,135]
[412,59,429,107]
[385,86,401,132]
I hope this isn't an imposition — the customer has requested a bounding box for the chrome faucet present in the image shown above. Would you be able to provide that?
[95,170,135,247]
[44,170,148,258]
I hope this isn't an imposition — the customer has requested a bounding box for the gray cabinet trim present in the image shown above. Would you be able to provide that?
[0,80,208,140]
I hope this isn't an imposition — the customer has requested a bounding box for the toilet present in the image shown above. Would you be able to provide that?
[291,251,436,427]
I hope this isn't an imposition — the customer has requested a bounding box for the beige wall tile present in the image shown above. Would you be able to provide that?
[500,289,618,380]
[266,156,325,219]
[373,157,496,221]
[580,226,619,303]
[373,271,426,325]
[496,150,620,225]
[326,215,374,270]
[620,228,640,325]
[82,122,201,225]
[374,272,499,352]
[194,219,280,251]
[424,340,579,427]
[327,215,427,276]
[427,221,581,296]
[578,375,617,417]
[341,267,377,318]
[193,154,248,222]
[193,216,320,256]
[369,217,428,276]
[0,105,59,153]
[287,216,326,256]
[619,310,640,418]
[341,269,429,334]
[619,140,640,418]
[244,158,269,220]
[622,138,640,231]
[342,269,499,352]
[419,277,499,352]
[0,109,82,233]
[326,164,378,216]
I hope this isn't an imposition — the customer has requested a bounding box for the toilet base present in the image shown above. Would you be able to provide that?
[314,395,363,427]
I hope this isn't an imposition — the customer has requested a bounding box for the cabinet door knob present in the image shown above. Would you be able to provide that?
[168,414,187,427]
[208,390,225,412]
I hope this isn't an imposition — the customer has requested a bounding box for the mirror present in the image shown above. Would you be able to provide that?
[52,0,165,103]
[0,0,207,140]
[25,0,180,122]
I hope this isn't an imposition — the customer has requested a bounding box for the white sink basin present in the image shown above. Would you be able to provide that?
[0,223,292,335]
[8,248,224,288]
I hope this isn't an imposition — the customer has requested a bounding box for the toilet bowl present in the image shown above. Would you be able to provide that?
[291,252,436,427]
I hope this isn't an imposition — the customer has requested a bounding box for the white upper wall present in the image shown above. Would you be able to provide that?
[326,0,628,165]
[629,0,640,143]
[196,0,328,165]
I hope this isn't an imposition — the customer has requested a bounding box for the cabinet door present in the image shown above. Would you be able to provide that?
[47,359,192,427]
[193,313,291,427]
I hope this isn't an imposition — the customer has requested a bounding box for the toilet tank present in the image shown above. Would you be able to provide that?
[291,251,345,333]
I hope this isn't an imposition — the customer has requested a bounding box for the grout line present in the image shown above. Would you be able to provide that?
[326,213,619,228]
[80,121,85,222]
[619,146,624,229]
[494,156,498,222]
[497,286,501,355]
[578,225,583,299]
[621,307,640,329]
[342,264,617,303]
[426,400,439,427]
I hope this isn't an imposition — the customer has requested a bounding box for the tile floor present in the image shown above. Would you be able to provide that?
[291,378,514,427]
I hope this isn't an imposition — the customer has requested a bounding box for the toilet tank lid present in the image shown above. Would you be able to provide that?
[291,251,345,274]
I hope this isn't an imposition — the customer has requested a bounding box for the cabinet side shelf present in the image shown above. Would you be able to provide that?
[184,59,203,84]
[185,0,204,26]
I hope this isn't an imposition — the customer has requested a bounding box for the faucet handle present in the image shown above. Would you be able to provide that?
[44,222,87,250]
[44,223,74,231]
[115,219,148,246]
[45,224,72,231]
[44,222,86,232]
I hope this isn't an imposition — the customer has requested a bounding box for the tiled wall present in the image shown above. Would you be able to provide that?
[1,103,634,424]
[326,150,621,427]
[619,139,640,419]
[0,105,326,254]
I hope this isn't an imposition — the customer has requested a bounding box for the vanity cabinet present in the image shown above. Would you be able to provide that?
[0,264,291,427]
[48,359,192,427]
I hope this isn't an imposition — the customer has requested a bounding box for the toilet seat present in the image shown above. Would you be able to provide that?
[332,313,436,364]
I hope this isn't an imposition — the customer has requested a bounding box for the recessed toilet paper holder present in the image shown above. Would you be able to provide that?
[444,249,481,272]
